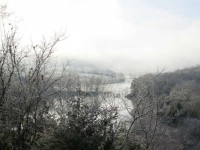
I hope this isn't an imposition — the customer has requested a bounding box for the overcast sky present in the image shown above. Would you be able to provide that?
[4,0,200,74]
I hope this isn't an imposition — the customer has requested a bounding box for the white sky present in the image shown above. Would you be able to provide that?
[3,0,200,74]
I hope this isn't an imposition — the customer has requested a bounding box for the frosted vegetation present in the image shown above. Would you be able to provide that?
[0,5,200,150]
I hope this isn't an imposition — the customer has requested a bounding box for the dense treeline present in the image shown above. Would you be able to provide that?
[127,66,200,149]
[129,66,200,118]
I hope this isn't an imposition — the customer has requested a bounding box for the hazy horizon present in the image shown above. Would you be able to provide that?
[3,0,200,74]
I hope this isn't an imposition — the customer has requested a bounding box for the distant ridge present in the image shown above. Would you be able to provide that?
[67,59,120,77]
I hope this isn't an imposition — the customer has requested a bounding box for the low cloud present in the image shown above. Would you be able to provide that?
[6,0,200,74]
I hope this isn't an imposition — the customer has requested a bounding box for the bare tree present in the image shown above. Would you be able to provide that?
[0,6,67,149]
[120,73,169,150]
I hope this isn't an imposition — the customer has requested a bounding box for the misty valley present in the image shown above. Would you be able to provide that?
[1,2,200,150]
